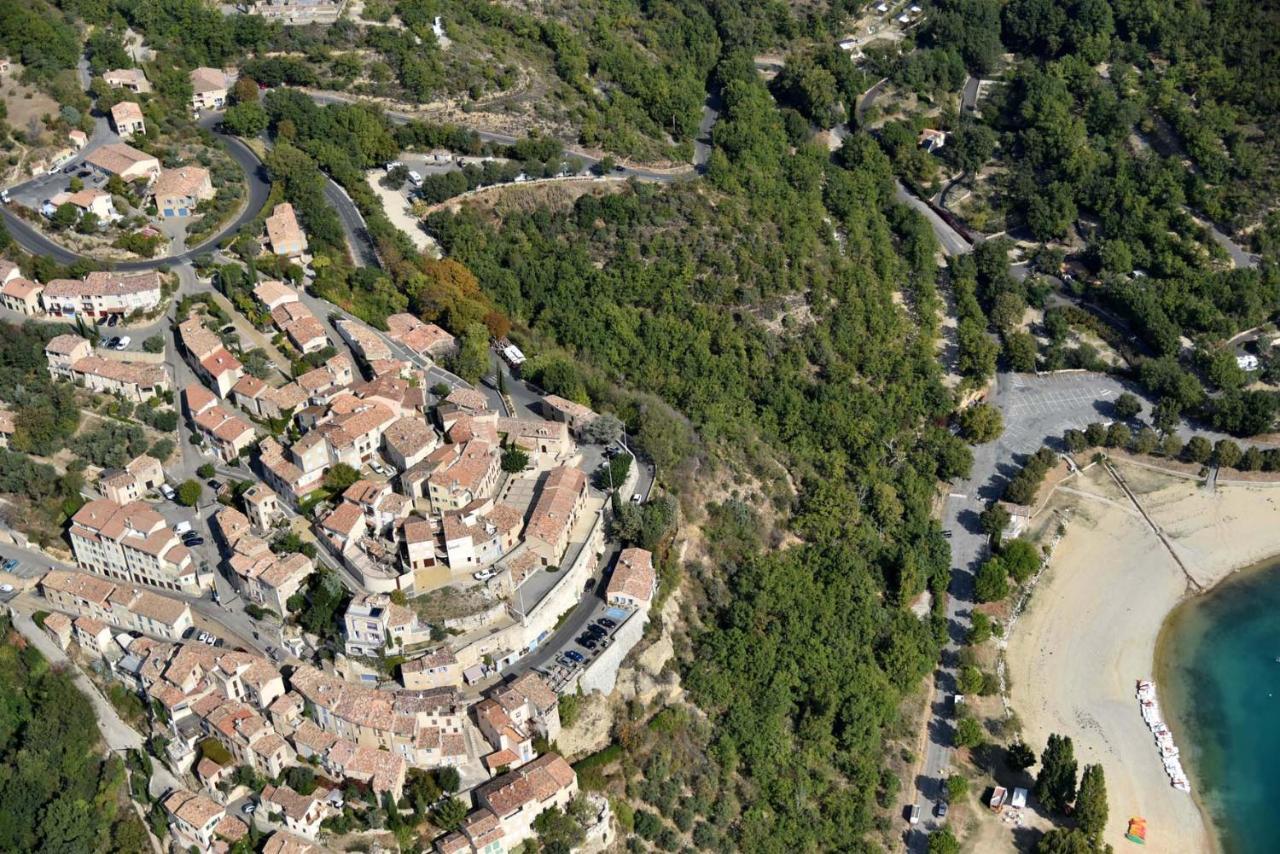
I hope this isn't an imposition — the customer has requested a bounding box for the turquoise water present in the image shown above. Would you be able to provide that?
[1158,563,1280,854]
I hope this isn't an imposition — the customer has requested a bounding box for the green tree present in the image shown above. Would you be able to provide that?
[434,765,460,794]
[1214,439,1242,469]
[1183,435,1213,464]
[1104,422,1130,448]
[1007,740,1036,771]
[431,796,468,831]
[946,774,968,802]
[143,335,165,354]
[449,324,490,384]
[1075,763,1108,839]
[928,828,961,854]
[501,446,529,473]
[1035,733,1078,814]
[968,611,993,644]
[50,203,79,231]
[177,479,202,507]
[975,556,1009,602]
[583,413,624,446]
[1063,428,1087,453]
[323,463,360,492]
[958,665,984,694]
[223,101,269,137]
[197,463,216,479]
[1035,828,1099,854]
[1130,427,1159,455]
[1113,392,1142,420]
[1000,538,1040,583]
[955,716,984,748]
[1084,422,1107,446]
[1004,331,1039,372]
[979,502,1010,536]
[960,403,1004,443]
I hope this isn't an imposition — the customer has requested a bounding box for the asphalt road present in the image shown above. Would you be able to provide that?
[895,180,973,256]
[0,112,272,271]
[305,89,694,184]
[908,370,1130,848]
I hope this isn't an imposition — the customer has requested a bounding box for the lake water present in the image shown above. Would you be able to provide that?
[1157,563,1280,854]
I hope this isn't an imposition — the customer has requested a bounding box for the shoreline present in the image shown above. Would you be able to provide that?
[1154,553,1280,854]
[1005,460,1280,852]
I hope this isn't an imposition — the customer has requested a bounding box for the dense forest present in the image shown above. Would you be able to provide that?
[427,42,966,845]
[0,613,146,852]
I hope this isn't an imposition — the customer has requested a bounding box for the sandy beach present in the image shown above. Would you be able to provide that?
[1006,459,1280,852]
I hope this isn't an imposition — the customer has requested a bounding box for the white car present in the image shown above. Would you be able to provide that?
[159,483,176,500]
[473,569,495,582]
[630,493,643,504]
[113,336,131,350]
[174,521,193,536]
[385,161,403,172]
[408,170,423,186]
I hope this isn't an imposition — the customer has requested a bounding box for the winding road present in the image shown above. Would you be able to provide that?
[2,113,271,270]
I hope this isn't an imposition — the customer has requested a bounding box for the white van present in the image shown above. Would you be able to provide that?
[174,521,193,536]
[408,170,423,186]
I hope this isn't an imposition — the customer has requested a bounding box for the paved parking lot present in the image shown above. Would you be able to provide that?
[998,371,1131,451]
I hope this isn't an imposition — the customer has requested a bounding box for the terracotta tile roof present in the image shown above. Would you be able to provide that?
[607,547,655,603]
[85,142,157,175]
[385,313,455,355]
[45,270,161,298]
[165,789,224,829]
[336,319,392,361]
[152,166,210,199]
[253,279,297,307]
[0,276,39,300]
[111,101,144,124]
[265,203,306,252]
[289,718,337,754]
[445,387,489,412]
[183,382,217,415]
[321,502,364,537]
[231,374,268,399]
[200,348,243,379]
[190,67,230,94]
[383,416,436,457]
[70,355,168,388]
[45,333,89,355]
[262,784,325,822]
[178,316,224,361]
[103,68,147,87]
[402,647,457,674]
[262,831,324,854]
[494,672,558,714]
[523,466,586,548]
[477,753,576,818]
[429,440,497,495]
[42,611,72,634]
[213,814,248,842]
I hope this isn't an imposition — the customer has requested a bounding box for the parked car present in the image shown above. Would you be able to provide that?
[174,521,193,536]
[0,189,10,204]
[113,336,131,350]
[583,578,596,593]
[106,336,121,349]
[564,650,585,663]
[108,315,120,327]
[207,479,222,491]
[408,170,423,186]
[630,493,643,504]
[181,626,196,639]
[472,569,495,582]
[1,558,17,572]
[577,637,597,650]
[586,624,607,638]
[934,801,948,818]
[241,803,256,815]
[184,536,205,547]
[596,617,616,629]
[159,484,176,500]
